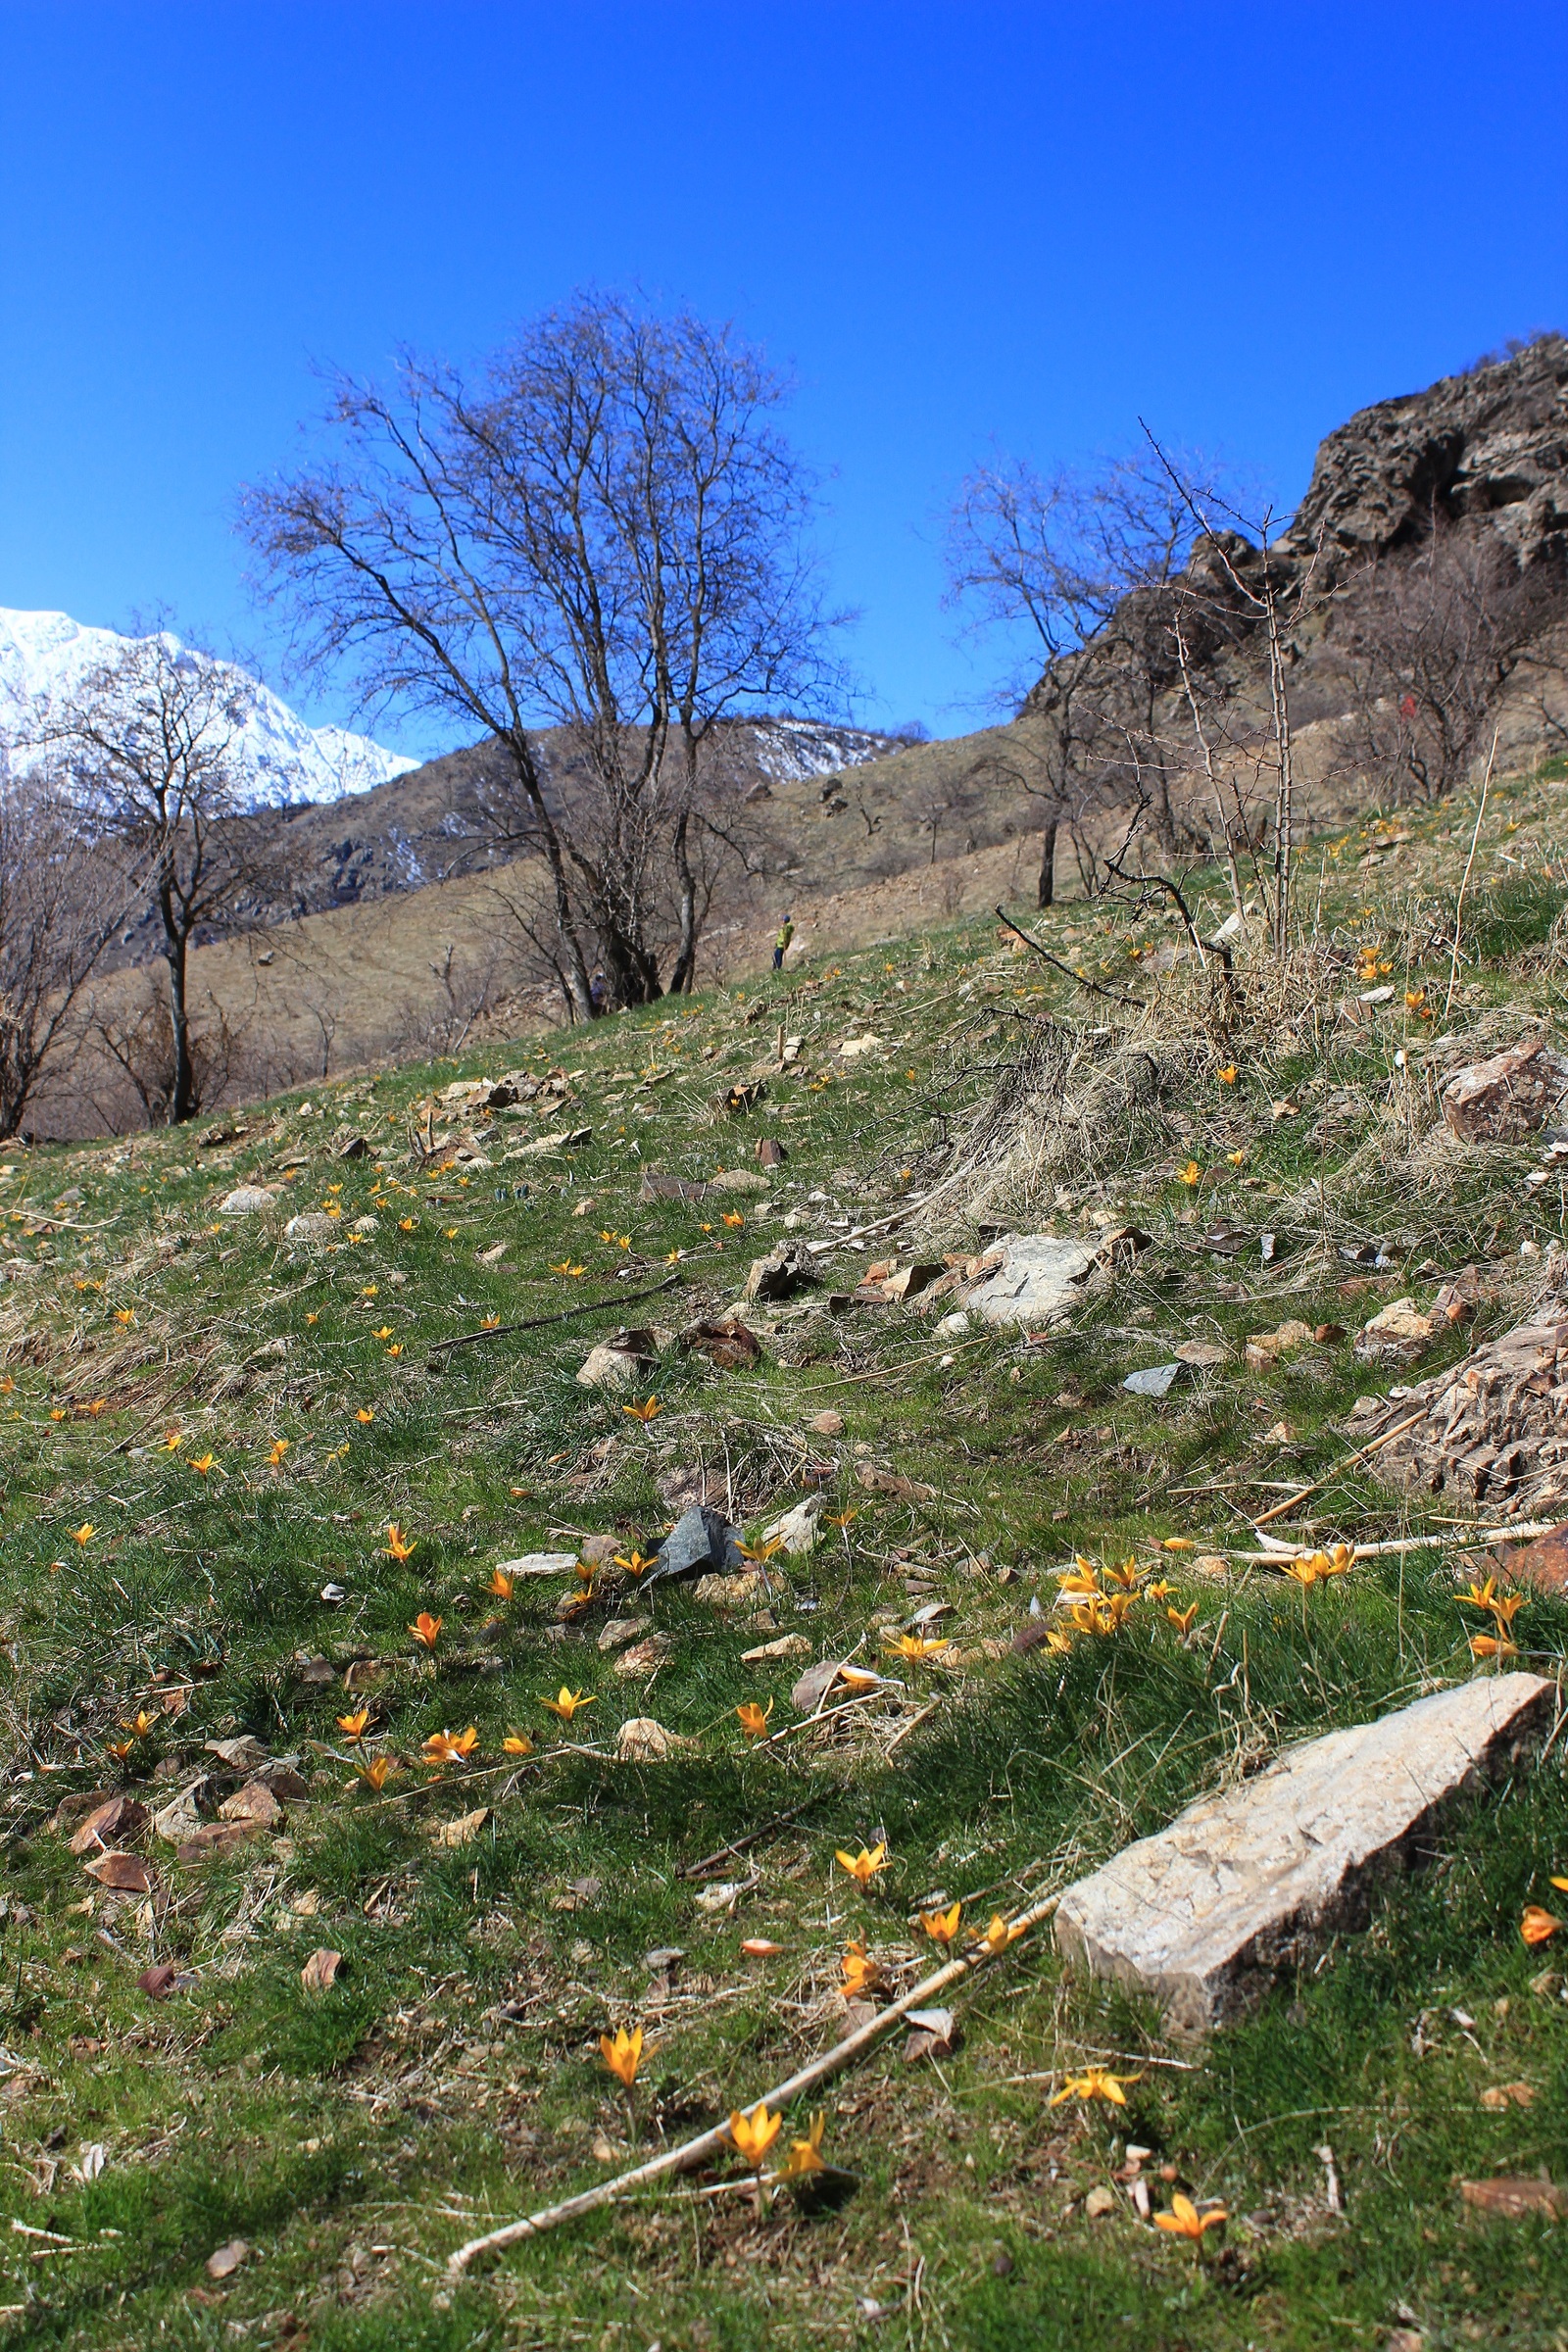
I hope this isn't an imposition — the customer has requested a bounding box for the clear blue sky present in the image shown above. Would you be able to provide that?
[2,1,1564,756]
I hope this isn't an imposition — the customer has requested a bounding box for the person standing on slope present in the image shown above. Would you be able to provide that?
[772,914,794,972]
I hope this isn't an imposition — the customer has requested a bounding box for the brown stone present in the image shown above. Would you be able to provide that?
[68,1795,149,1855]
[1502,1522,1568,1593]
[1459,2176,1568,2219]
[1442,1038,1568,1143]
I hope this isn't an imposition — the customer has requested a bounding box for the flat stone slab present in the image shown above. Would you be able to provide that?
[1054,1673,1553,2033]
[962,1234,1097,1327]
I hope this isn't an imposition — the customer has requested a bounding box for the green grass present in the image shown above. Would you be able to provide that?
[2,768,1568,2347]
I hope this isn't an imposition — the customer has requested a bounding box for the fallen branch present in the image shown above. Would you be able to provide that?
[446,1883,1063,2274]
[994,907,1148,1008]
[1251,1407,1428,1527]
[426,1273,681,1357]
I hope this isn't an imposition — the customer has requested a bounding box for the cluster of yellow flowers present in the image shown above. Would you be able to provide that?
[1459,1574,1527,1662]
[1049,1554,1201,1652]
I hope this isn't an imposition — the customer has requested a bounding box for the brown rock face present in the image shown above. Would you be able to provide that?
[1442,1038,1568,1143]
[1286,335,1568,571]
[1352,1310,1568,1520]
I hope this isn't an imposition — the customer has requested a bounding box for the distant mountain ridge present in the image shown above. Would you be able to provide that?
[0,607,419,804]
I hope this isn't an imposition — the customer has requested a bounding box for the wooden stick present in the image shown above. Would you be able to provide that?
[1446,729,1498,1016]
[1251,1408,1428,1526]
[425,1273,681,1356]
[446,1884,1063,2274]
[994,907,1148,1008]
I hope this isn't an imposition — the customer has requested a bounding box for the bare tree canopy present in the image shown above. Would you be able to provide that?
[944,452,1217,901]
[45,631,283,1124]
[0,771,132,1138]
[1334,527,1563,806]
[241,293,848,1014]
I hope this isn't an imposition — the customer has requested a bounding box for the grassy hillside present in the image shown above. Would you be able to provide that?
[2,764,1568,2348]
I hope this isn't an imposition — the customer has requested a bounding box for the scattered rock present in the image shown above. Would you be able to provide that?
[577,1341,645,1389]
[961,1234,1099,1328]
[293,1654,337,1688]
[83,1851,152,1892]
[1173,1339,1231,1367]
[690,1572,768,1610]
[1353,1298,1437,1368]
[1083,2184,1118,2220]
[1123,1362,1183,1398]
[206,2239,250,2280]
[217,1186,274,1216]
[597,1616,652,1654]
[810,1409,845,1437]
[218,1781,282,1830]
[933,1311,970,1339]
[205,1736,270,1771]
[745,1242,812,1302]
[150,1786,209,1845]
[68,1795,149,1856]
[1500,1521,1568,1593]
[495,1550,581,1580]
[679,1318,762,1369]
[283,1212,338,1242]
[1442,1038,1568,1142]
[1459,2176,1567,2219]
[612,1636,670,1675]
[616,1717,692,1762]
[742,1632,812,1662]
[710,1166,770,1194]
[1054,1673,1552,2033]
[1244,1318,1315,1369]
[648,1502,743,1583]
[760,1496,821,1555]
[47,1788,116,1834]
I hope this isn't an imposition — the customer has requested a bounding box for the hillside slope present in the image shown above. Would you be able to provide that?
[2,763,1567,2345]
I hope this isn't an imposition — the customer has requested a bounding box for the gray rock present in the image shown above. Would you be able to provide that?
[745,1242,812,1301]
[1054,1672,1552,2033]
[218,1186,274,1216]
[962,1234,1097,1328]
[760,1496,821,1555]
[284,1212,337,1242]
[648,1503,743,1584]
[1123,1361,1182,1397]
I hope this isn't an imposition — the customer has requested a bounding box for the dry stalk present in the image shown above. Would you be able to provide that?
[446,1883,1063,2274]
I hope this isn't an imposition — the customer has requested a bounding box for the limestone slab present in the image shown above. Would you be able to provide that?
[962,1234,1097,1328]
[1054,1673,1552,2032]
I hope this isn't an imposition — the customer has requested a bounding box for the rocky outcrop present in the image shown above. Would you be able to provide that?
[1284,335,1568,573]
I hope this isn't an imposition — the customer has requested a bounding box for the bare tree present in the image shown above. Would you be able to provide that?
[47,632,283,1124]
[944,453,1209,903]
[1335,527,1560,806]
[0,769,133,1137]
[242,293,847,1015]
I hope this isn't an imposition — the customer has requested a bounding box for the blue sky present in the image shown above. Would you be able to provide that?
[2,1,1564,757]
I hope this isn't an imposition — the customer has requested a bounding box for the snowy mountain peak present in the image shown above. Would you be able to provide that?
[0,608,418,804]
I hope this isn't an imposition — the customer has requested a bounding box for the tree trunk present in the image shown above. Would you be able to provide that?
[667,804,699,994]
[1037,817,1058,909]
[166,934,196,1125]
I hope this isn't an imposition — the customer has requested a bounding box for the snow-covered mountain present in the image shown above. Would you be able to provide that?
[0,608,418,804]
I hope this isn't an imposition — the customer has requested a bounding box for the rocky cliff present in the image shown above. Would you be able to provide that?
[1284,334,1568,572]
